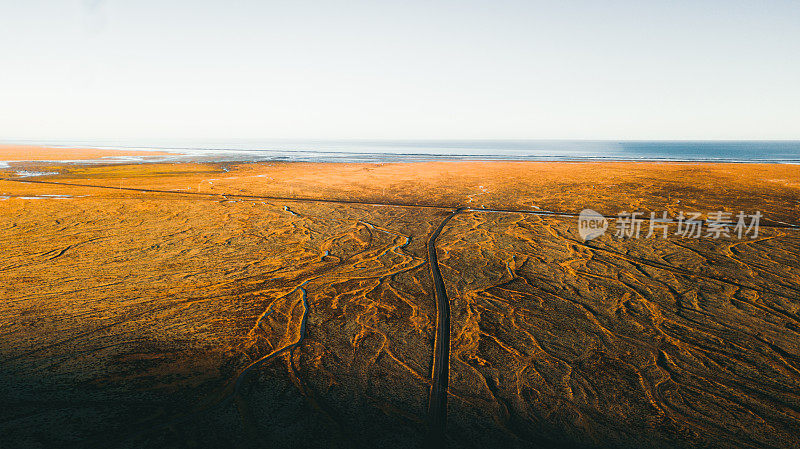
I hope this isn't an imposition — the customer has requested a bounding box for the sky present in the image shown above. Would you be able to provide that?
[1,0,798,141]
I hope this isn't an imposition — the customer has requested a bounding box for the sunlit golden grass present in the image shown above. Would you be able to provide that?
[0,159,798,448]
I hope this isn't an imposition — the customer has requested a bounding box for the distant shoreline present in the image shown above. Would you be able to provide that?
[2,142,800,165]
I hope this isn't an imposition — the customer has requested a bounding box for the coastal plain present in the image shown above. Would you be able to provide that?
[1,154,799,448]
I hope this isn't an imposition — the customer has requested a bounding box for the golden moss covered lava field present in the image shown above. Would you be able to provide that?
[1,158,799,448]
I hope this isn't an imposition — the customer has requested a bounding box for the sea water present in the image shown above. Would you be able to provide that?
[3,139,800,163]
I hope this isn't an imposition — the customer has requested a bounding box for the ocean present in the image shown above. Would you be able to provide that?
[4,139,800,163]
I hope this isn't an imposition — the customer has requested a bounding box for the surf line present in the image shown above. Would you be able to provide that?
[425,207,465,445]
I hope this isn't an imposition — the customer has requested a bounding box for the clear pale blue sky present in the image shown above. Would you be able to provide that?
[1,0,798,140]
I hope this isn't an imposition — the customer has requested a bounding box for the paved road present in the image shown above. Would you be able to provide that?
[425,208,463,445]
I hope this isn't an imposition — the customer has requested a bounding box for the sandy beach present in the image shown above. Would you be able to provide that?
[1,156,799,448]
[0,144,174,162]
